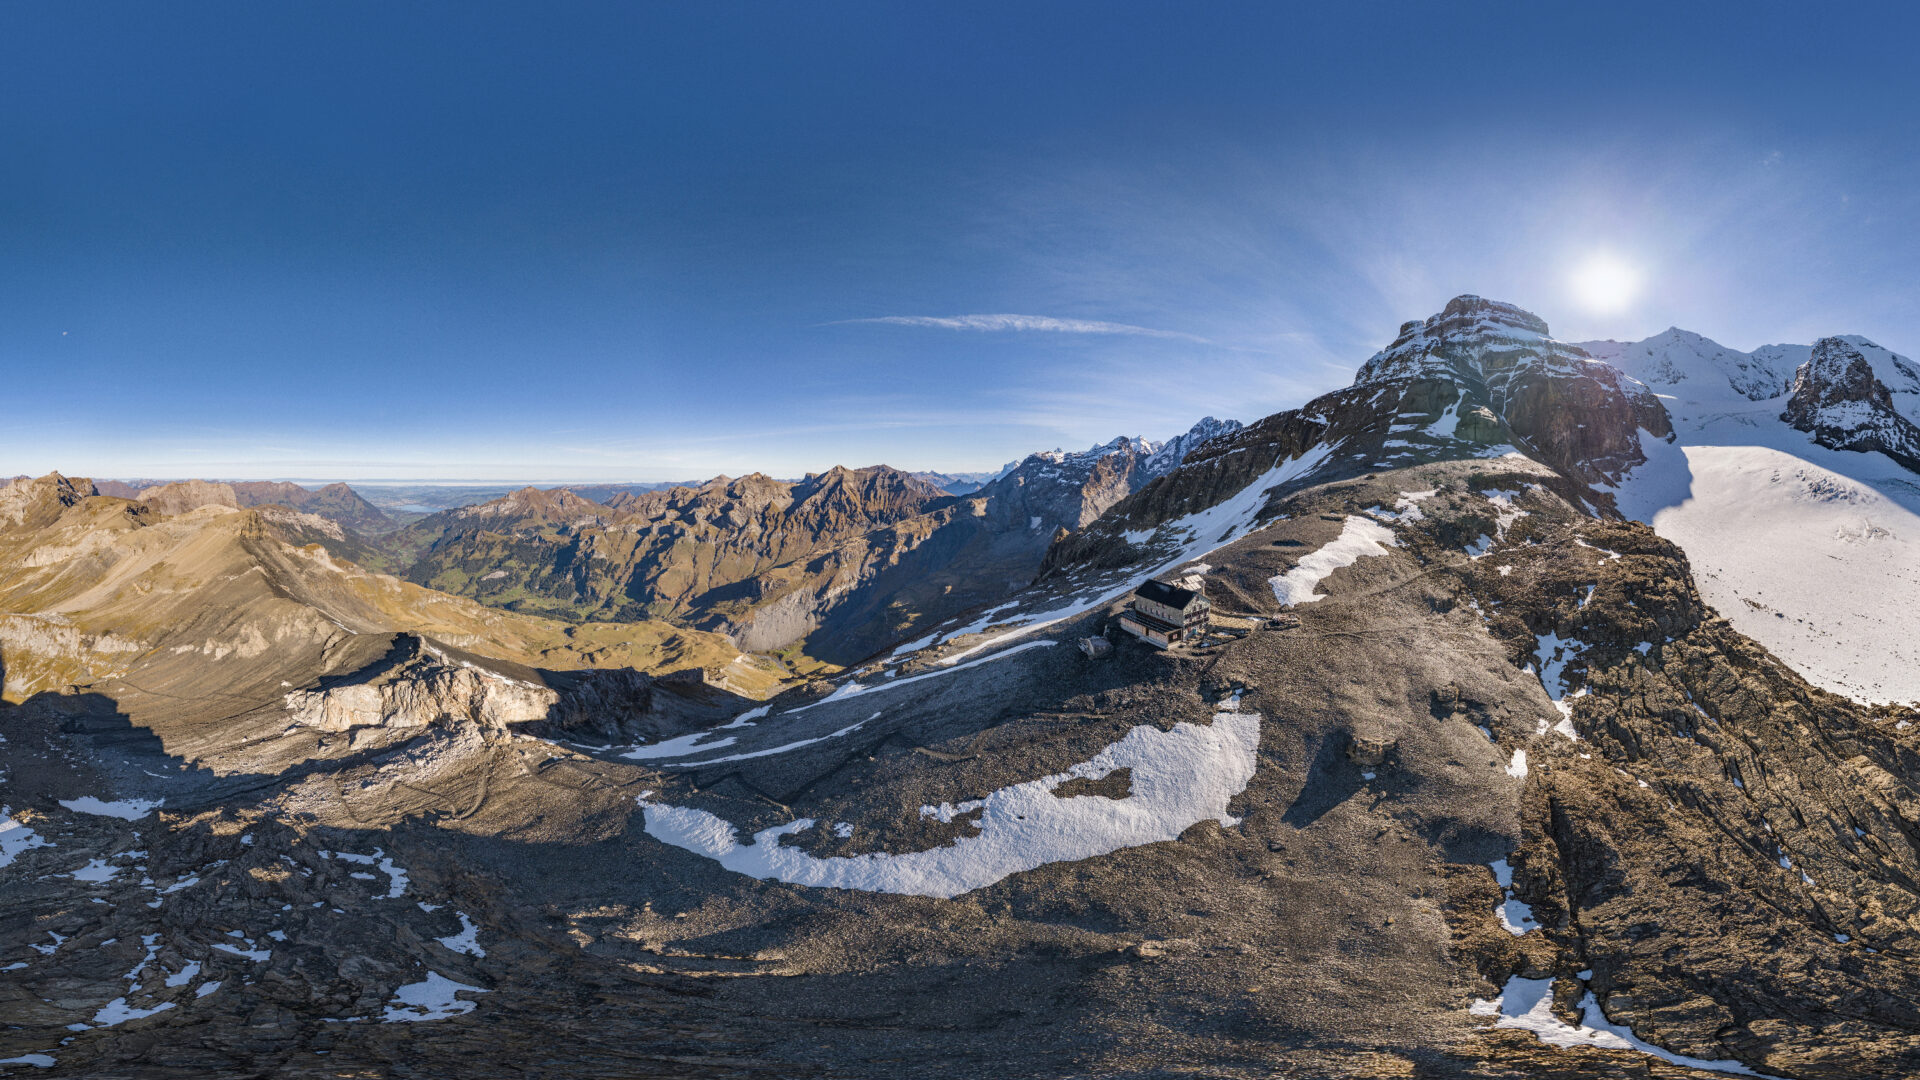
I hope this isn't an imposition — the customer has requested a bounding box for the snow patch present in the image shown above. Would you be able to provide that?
[57,797,162,820]
[1,809,51,868]
[381,971,489,1022]
[70,858,118,883]
[1269,516,1398,606]
[436,912,485,958]
[811,639,1053,699]
[665,715,875,767]
[1471,975,1774,1076]
[639,701,1260,900]
[1489,858,1538,935]
[91,997,176,1027]
[1532,632,1587,702]
[330,850,408,898]
[619,730,738,761]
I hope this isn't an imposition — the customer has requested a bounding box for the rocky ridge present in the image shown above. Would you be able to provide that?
[1781,336,1920,471]
[1043,296,1670,578]
[388,419,1243,663]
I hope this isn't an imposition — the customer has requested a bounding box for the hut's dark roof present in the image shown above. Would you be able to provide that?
[1134,579,1204,610]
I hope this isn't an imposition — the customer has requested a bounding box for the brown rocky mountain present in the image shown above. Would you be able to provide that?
[229,480,396,535]
[387,421,1243,664]
[135,478,241,515]
[129,478,395,536]
[0,472,779,717]
[91,478,158,499]
[383,466,944,632]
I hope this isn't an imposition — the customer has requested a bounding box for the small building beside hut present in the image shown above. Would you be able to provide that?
[1117,579,1211,649]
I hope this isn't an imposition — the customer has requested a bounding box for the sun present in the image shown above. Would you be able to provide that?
[1568,253,1642,314]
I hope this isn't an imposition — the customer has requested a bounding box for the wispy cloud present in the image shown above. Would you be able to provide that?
[833,313,1209,343]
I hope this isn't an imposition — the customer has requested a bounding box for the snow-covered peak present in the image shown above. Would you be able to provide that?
[1831,335,1920,422]
[1780,337,1920,463]
[1355,295,1579,386]
[1019,435,1160,471]
[1576,328,1794,402]
[1582,326,1919,431]
[1143,416,1244,478]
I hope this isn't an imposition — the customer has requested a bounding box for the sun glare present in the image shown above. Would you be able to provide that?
[1569,253,1642,314]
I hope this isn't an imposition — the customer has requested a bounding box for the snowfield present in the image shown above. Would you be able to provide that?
[638,698,1261,899]
[1611,420,1920,704]
[1269,515,1398,606]
[1623,443,1920,703]
[1601,330,1920,705]
[57,797,163,820]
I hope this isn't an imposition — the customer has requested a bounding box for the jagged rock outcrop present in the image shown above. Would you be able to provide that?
[1782,336,1920,471]
[1142,415,1242,476]
[1354,295,1672,484]
[281,635,556,732]
[0,612,143,698]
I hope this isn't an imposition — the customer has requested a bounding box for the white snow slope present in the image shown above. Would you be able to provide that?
[1588,331,1920,704]
[639,699,1261,899]
[1269,515,1398,606]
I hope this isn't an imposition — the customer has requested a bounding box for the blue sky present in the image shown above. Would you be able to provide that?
[6,2,1920,482]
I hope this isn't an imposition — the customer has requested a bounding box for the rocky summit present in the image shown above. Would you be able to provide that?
[7,296,1920,1079]
[1781,337,1920,471]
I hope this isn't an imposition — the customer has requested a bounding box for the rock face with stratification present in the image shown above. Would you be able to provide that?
[1782,335,1920,471]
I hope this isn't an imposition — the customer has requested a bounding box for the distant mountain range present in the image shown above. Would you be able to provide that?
[377,419,1244,663]
[32,417,1247,667]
